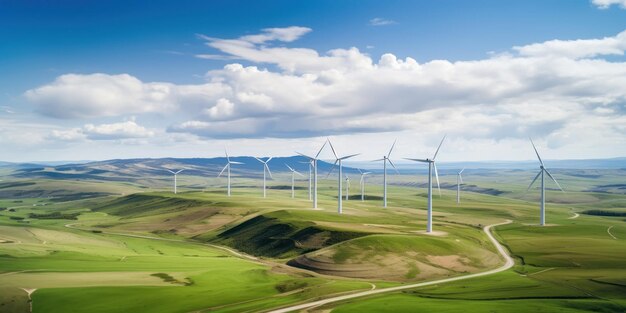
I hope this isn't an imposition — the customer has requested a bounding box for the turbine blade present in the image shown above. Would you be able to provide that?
[459,174,464,184]
[339,153,360,160]
[544,168,564,192]
[265,164,273,179]
[326,160,339,178]
[254,157,264,164]
[432,135,446,160]
[388,159,399,174]
[218,164,228,177]
[357,168,363,174]
[405,158,429,163]
[165,169,176,174]
[387,139,397,158]
[285,164,295,172]
[529,137,544,166]
[459,168,465,174]
[527,170,542,191]
[294,169,304,177]
[175,169,185,174]
[433,162,441,197]
[363,172,372,175]
[229,161,244,165]
[266,157,273,163]
[372,158,385,162]
[328,139,338,159]
[225,149,230,162]
[315,140,327,159]
[296,152,314,160]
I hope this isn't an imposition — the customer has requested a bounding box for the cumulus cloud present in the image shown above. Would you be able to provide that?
[25,73,230,119]
[592,0,626,9]
[24,27,626,151]
[49,120,154,141]
[369,18,397,26]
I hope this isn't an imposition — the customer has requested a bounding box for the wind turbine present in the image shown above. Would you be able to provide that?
[373,140,399,208]
[405,135,446,233]
[218,149,243,196]
[255,157,273,198]
[286,164,304,198]
[358,169,371,201]
[296,140,327,209]
[165,169,184,194]
[327,140,359,214]
[456,168,465,204]
[345,175,350,201]
[528,138,564,226]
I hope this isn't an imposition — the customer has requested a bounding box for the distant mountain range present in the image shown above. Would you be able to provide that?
[2,157,348,181]
[351,157,626,170]
[1,156,624,181]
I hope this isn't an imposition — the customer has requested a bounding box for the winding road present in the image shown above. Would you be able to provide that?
[607,226,617,240]
[264,220,514,313]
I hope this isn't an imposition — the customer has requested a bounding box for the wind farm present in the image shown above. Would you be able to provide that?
[1,1,625,313]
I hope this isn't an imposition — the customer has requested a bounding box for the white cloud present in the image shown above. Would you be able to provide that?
[205,98,235,120]
[513,30,626,58]
[82,120,154,140]
[48,120,154,141]
[592,0,626,9]
[49,128,86,141]
[240,26,312,44]
[369,18,397,26]
[24,73,230,119]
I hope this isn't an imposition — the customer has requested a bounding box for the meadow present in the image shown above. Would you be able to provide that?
[0,166,624,312]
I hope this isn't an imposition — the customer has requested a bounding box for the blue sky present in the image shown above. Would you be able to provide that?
[1,0,626,162]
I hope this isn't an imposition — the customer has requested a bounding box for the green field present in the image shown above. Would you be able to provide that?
[0,168,624,312]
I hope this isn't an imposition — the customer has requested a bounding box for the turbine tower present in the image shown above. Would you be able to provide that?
[286,164,304,198]
[405,135,446,233]
[299,160,313,201]
[456,168,465,204]
[358,169,371,201]
[327,140,359,214]
[165,169,184,194]
[255,157,273,198]
[296,140,327,209]
[528,138,564,226]
[373,140,399,208]
[218,149,243,196]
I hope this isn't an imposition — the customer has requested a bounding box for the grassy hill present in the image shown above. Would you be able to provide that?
[0,165,624,312]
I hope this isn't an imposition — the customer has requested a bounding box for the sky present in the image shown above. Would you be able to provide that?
[1,0,626,163]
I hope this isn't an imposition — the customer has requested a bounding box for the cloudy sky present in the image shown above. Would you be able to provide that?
[1,0,626,162]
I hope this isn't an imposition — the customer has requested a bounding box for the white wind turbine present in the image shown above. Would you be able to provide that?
[345,175,350,201]
[373,140,399,208]
[358,169,371,202]
[165,169,184,194]
[218,149,243,196]
[528,138,564,226]
[405,135,446,233]
[456,168,465,204]
[285,164,304,198]
[296,140,327,209]
[255,157,273,198]
[327,140,359,214]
